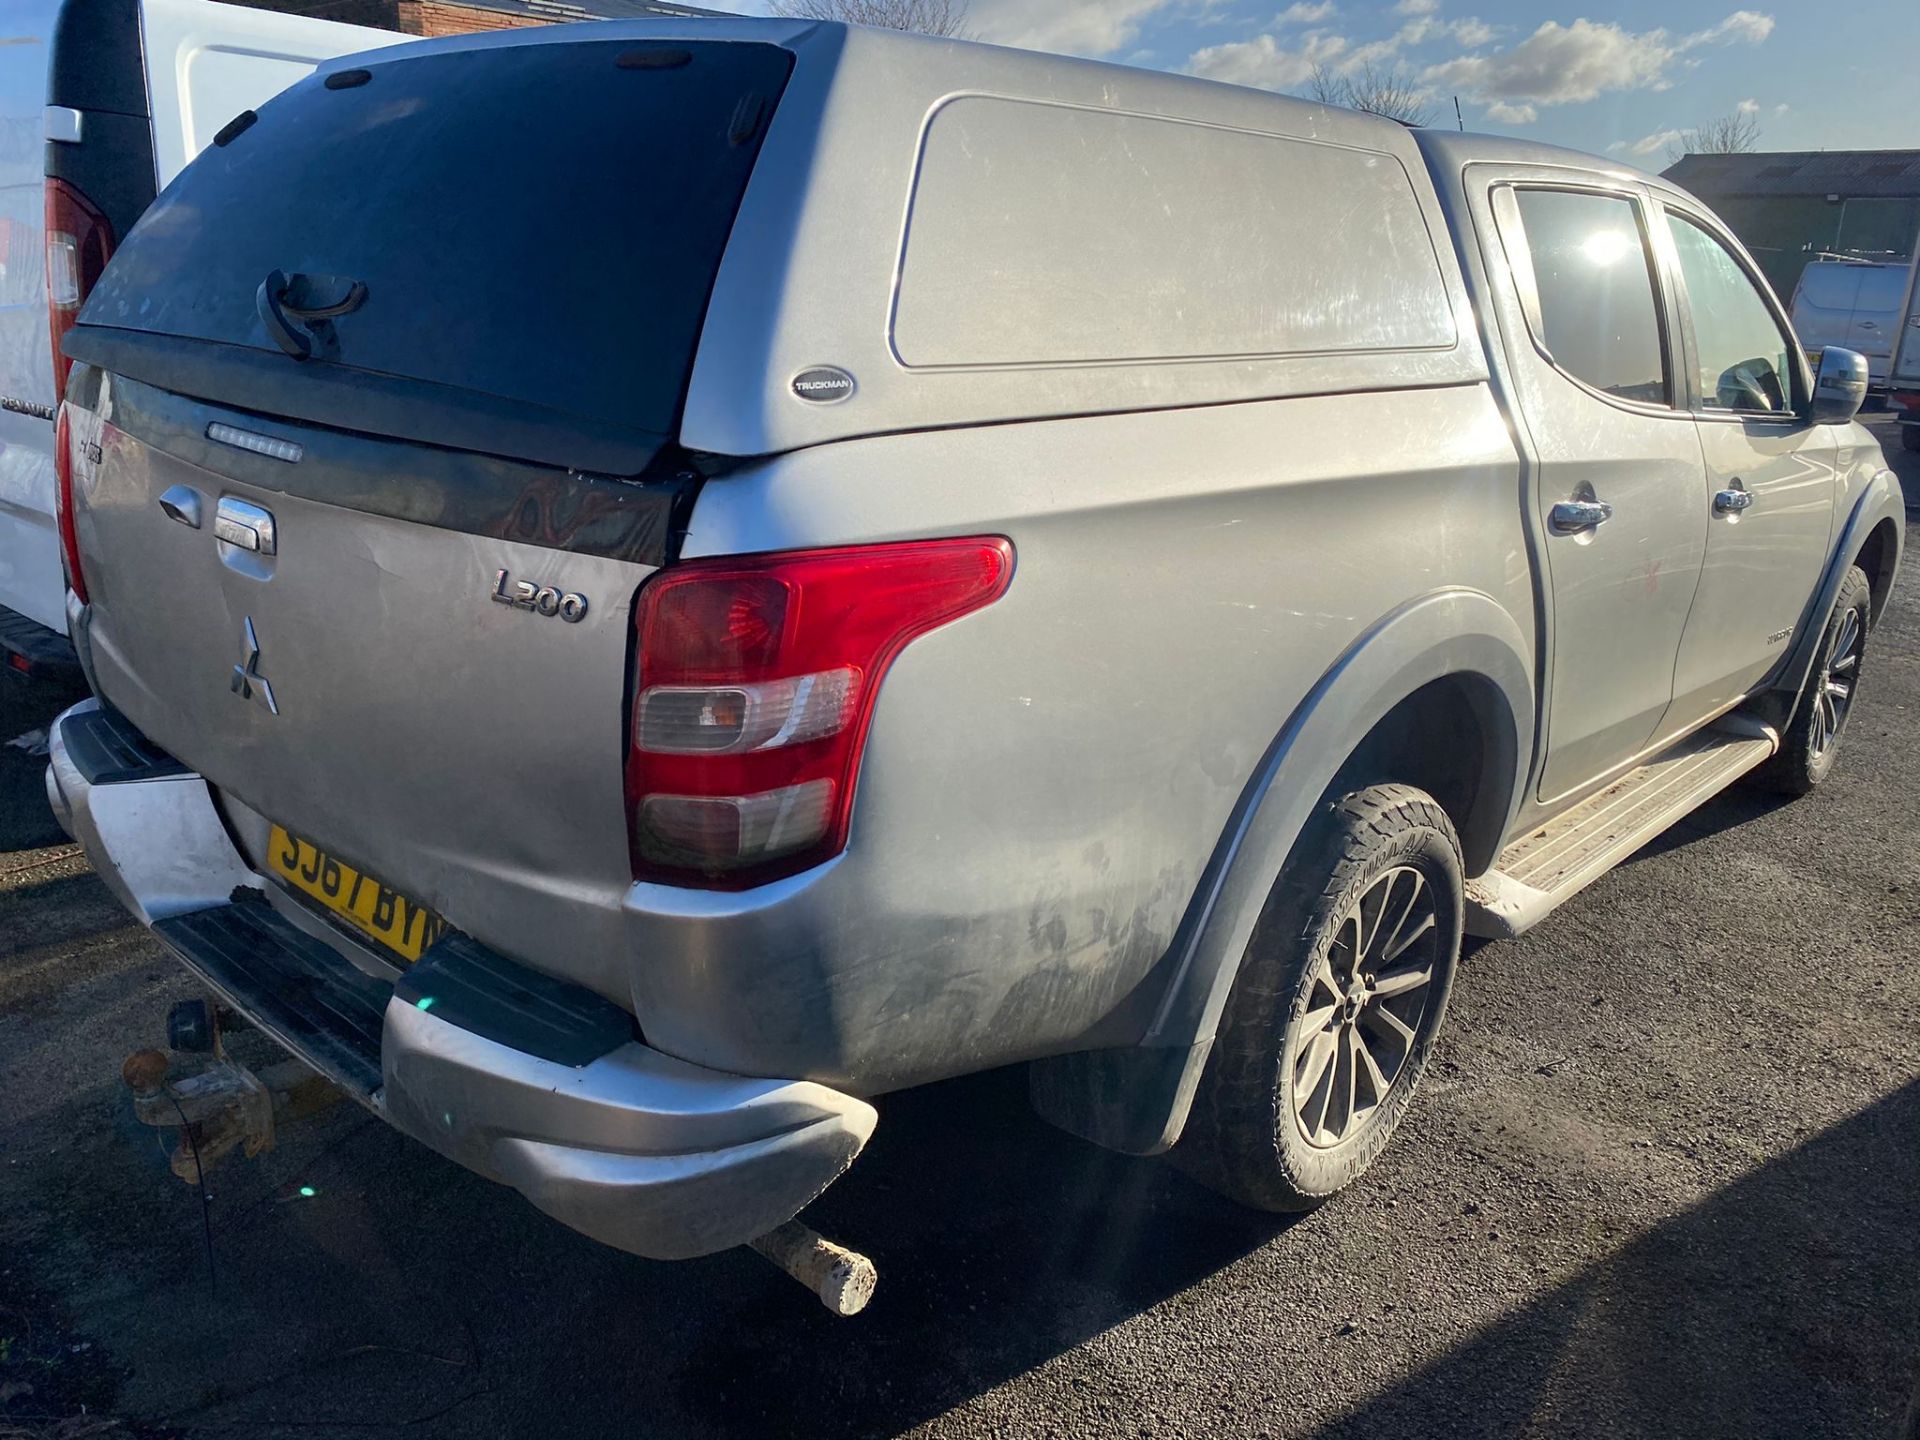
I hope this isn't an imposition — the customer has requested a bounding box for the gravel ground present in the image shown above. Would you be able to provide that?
[2,419,1917,1440]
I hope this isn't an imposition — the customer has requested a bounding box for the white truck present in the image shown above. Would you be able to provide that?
[1889,249,1920,453]
[0,0,400,679]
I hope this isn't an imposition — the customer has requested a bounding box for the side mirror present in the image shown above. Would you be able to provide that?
[1808,346,1868,425]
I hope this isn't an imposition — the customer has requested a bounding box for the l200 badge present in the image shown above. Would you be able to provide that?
[491,570,588,623]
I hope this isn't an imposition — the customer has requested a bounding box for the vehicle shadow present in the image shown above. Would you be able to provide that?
[1311,1078,1920,1439]
[48,1063,1301,1438]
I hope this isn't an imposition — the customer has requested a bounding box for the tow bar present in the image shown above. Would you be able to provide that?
[120,998,343,1184]
[124,996,879,1313]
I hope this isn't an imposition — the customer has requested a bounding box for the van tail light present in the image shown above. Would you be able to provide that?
[46,178,114,400]
[626,537,1014,888]
[53,402,87,605]
[54,402,88,604]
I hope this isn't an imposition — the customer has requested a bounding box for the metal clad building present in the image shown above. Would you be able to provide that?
[1663,149,1920,303]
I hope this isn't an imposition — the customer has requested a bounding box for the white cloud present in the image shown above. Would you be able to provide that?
[1688,9,1774,45]
[1276,0,1336,24]
[1187,27,1349,87]
[1607,127,1687,156]
[1202,10,1501,86]
[1774,101,1790,114]
[1484,99,1536,124]
[1421,10,1774,109]
[1393,0,1438,13]
[1736,97,1760,114]
[970,0,1186,56]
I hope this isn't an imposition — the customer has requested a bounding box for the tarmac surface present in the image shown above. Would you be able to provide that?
[2,416,1917,1439]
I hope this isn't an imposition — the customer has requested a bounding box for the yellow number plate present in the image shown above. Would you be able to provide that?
[268,824,447,963]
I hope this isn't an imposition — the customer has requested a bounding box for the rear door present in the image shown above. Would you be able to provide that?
[1788,263,1863,363]
[1654,201,1837,726]
[0,0,62,632]
[1845,263,1906,384]
[1473,169,1708,803]
[136,0,403,188]
[63,35,794,996]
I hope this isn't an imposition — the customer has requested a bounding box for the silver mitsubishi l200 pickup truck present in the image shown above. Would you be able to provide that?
[42,19,1905,1300]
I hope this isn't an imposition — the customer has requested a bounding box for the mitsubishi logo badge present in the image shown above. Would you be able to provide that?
[231,616,278,715]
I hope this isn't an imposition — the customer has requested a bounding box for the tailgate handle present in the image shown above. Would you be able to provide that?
[159,485,202,529]
[257,269,368,361]
[214,497,277,555]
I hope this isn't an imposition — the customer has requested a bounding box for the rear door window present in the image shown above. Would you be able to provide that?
[1505,188,1669,407]
[77,38,792,466]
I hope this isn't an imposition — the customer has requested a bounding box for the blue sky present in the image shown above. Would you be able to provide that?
[720,0,1920,162]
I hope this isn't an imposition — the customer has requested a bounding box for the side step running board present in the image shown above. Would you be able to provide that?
[1466,719,1778,940]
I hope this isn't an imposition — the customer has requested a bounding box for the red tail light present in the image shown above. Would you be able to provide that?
[626,537,1014,888]
[54,402,88,605]
[46,178,114,400]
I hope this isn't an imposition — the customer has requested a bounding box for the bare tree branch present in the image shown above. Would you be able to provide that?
[1306,63,1344,107]
[768,0,971,38]
[1667,109,1762,162]
[1303,62,1434,127]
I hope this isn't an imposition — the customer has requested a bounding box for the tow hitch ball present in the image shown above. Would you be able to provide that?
[121,998,342,1185]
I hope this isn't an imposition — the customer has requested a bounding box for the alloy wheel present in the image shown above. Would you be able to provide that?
[1289,865,1441,1149]
[1810,606,1863,763]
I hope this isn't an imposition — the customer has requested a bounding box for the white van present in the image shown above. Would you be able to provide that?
[0,0,400,678]
[1788,257,1909,395]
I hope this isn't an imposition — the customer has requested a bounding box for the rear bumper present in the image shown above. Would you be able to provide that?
[47,700,875,1260]
[0,601,81,682]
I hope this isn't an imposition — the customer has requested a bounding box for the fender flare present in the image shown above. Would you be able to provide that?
[1031,588,1534,1156]
[1775,469,1906,706]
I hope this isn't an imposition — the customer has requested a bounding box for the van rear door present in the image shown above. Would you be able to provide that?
[1789,262,1864,362]
[0,0,63,636]
[136,0,405,188]
[1845,263,1906,383]
[63,34,794,998]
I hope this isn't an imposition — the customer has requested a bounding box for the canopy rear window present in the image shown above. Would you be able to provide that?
[73,37,793,471]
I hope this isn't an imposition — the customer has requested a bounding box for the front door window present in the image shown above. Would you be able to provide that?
[1665,214,1798,415]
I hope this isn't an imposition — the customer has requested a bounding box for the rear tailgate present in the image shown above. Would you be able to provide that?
[61,33,795,1000]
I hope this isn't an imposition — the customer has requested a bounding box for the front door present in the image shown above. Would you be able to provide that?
[1657,205,1838,723]
[1479,177,1709,803]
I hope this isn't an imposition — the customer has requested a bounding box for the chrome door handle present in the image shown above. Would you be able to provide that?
[1713,487,1753,516]
[158,485,202,529]
[1548,499,1614,534]
[213,496,277,554]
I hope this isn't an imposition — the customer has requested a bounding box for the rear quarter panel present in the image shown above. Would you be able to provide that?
[631,385,1529,1090]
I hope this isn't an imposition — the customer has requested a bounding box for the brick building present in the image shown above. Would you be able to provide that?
[245,0,725,40]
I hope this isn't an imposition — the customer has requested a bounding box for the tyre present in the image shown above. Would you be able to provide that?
[1901,423,1920,454]
[1177,783,1464,1212]
[1759,564,1870,796]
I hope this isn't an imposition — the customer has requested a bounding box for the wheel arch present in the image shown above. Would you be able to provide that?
[1855,514,1902,626]
[1328,670,1519,877]
[1776,469,1905,707]
[1030,587,1534,1156]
